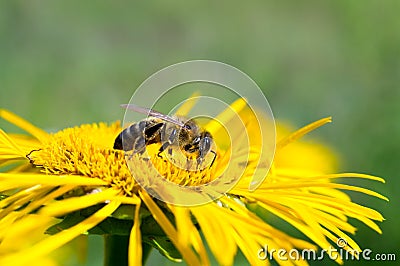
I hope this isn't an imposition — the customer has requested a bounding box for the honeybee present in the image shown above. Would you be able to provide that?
[113,104,216,168]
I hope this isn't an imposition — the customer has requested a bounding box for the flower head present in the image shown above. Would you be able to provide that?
[0,102,387,266]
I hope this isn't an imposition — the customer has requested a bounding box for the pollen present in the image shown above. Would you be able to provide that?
[27,122,218,196]
[27,122,138,195]
[153,155,217,186]
[128,145,220,187]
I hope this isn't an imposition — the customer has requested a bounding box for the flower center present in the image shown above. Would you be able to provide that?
[128,144,219,186]
[27,122,138,194]
[26,122,219,196]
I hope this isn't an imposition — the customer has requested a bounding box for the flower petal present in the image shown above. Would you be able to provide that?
[129,201,142,266]
[39,188,121,217]
[0,172,107,191]
[0,201,120,265]
[276,117,332,150]
[139,190,202,265]
[0,109,49,142]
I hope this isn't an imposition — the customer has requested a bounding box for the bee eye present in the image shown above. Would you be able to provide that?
[184,124,191,130]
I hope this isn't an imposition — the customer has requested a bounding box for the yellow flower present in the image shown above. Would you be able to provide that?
[0,101,387,266]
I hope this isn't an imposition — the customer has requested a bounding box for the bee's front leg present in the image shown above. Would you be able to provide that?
[196,157,204,170]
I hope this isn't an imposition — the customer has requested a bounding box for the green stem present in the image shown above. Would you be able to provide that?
[103,235,153,266]
[104,235,129,266]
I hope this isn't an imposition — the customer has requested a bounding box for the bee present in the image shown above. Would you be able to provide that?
[113,104,216,168]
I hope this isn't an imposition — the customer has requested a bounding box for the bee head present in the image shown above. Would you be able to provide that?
[182,120,196,131]
[180,124,213,158]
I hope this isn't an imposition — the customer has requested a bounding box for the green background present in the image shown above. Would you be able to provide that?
[0,1,398,265]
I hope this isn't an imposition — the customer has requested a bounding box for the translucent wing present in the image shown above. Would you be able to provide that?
[121,104,185,127]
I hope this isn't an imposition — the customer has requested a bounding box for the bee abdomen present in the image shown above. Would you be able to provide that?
[113,133,124,150]
[113,120,164,152]
[113,123,144,151]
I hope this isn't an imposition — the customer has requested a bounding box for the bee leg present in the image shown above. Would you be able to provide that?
[195,151,217,170]
[196,157,203,170]
[209,150,217,168]
[127,137,146,160]
[158,128,177,158]
[185,158,192,170]
[157,142,171,158]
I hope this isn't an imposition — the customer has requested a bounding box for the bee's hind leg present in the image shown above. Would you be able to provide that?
[158,128,177,158]
[157,142,171,158]
[126,137,146,160]
[186,158,194,170]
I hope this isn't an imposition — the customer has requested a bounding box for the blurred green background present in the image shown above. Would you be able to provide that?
[0,1,398,265]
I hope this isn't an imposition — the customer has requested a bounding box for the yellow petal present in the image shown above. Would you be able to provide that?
[0,109,49,142]
[139,190,201,265]
[3,186,75,230]
[129,201,141,266]
[39,188,121,217]
[0,173,107,191]
[277,117,332,150]
[191,204,236,266]
[205,97,247,136]
[174,92,200,117]
[0,129,26,158]
[0,201,120,265]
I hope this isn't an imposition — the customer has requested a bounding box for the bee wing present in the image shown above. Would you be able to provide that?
[121,104,185,127]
